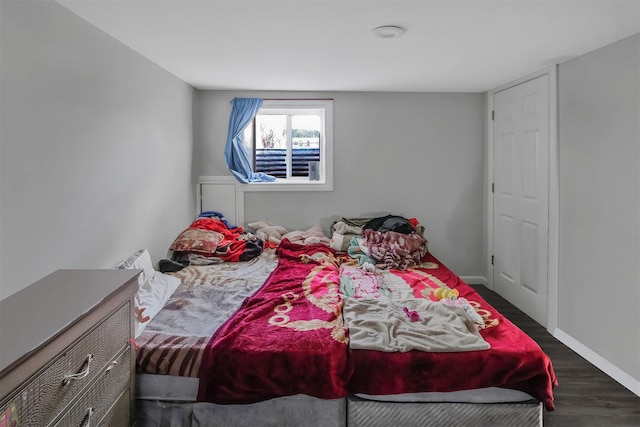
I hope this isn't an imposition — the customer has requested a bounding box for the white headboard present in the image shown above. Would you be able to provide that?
[198,176,244,227]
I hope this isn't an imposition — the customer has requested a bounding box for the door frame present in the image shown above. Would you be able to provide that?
[485,65,559,333]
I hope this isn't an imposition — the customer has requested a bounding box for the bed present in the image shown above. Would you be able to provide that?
[126,215,557,427]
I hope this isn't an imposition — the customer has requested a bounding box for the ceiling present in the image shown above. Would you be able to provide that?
[57,0,640,93]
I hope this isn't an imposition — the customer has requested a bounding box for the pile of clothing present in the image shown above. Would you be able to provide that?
[160,211,264,272]
[331,215,428,270]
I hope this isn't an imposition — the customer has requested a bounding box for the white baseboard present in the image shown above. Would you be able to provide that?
[460,276,487,286]
[554,328,640,397]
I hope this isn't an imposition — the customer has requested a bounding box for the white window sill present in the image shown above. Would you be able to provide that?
[238,177,332,192]
[199,175,333,192]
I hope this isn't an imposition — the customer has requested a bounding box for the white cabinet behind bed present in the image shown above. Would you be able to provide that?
[198,176,244,227]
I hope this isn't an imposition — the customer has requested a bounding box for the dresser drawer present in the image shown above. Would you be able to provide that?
[0,302,130,426]
[53,348,131,427]
[97,388,131,427]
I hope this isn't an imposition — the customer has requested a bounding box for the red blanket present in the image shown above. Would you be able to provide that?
[347,253,558,411]
[197,242,557,410]
[197,240,350,403]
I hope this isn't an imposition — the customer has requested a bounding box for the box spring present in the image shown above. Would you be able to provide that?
[136,374,541,427]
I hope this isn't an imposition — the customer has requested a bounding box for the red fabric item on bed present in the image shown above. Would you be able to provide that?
[196,241,556,410]
[197,240,350,403]
[347,253,558,411]
[189,217,262,262]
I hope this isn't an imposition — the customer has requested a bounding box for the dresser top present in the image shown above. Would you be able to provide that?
[0,269,140,374]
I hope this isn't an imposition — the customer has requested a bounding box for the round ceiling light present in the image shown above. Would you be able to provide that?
[372,25,406,39]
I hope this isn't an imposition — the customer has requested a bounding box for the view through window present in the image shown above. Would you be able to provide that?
[243,100,328,182]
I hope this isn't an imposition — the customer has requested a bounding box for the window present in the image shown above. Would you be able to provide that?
[241,99,333,191]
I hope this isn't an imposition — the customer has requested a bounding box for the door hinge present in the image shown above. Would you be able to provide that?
[491,110,495,121]
[491,255,494,265]
[491,182,495,193]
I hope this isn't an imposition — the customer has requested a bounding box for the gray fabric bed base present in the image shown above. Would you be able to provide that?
[136,396,543,427]
[136,395,347,427]
[347,395,543,427]
[135,374,543,426]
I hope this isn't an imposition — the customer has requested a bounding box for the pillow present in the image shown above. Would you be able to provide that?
[169,228,224,255]
[134,269,180,338]
[115,249,180,338]
[114,248,155,285]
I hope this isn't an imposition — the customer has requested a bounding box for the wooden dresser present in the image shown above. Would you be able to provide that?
[0,269,140,427]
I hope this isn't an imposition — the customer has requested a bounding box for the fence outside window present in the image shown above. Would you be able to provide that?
[255,148,320,178]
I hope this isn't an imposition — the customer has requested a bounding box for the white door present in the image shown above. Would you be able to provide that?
[493,75,549,326]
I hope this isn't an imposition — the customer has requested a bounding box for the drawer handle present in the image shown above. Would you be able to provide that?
[82,407,94,427]
[62,354,93,385]
[105,360,118,373]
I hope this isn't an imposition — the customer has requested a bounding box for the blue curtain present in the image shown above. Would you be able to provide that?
[224,97,276,183]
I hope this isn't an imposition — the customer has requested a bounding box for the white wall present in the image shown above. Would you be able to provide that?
[558,34,640,385]
[0,1,195,298]
[193,90,485,277]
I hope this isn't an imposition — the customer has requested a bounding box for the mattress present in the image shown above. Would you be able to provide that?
[136,372,535,404]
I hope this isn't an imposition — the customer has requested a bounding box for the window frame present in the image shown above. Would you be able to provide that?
[238,99,333,192]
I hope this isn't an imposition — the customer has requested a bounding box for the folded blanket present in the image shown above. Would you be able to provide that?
[334,217,372,229]
[333,221,362,235]
[343,297,490,353]
[330,231,359,252]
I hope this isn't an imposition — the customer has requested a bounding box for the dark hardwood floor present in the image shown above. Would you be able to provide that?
[472,285,640,427]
